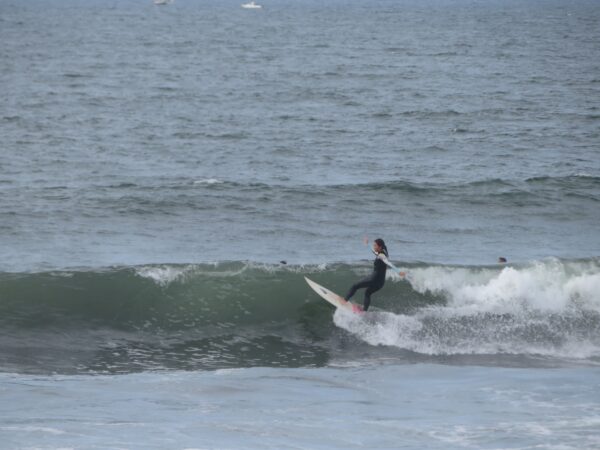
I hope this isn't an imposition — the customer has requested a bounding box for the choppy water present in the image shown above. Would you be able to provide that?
[2,0,599,270]
[1,0,600,448]
[2,365,600,449]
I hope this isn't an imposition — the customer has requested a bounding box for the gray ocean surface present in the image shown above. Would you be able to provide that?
[1,0,599,269]
[1,0,600,448]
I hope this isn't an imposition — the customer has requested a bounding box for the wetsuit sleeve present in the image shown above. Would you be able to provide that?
[378,254,401,273]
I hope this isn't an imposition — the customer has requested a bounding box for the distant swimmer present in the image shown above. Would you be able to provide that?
[344,238,405,312]
[498,257,507,264]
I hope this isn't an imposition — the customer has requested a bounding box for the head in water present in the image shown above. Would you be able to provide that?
[374,238,388,256]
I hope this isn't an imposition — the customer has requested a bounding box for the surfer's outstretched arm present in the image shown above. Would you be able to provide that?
[367,237,406,277]
[378,254,406,278]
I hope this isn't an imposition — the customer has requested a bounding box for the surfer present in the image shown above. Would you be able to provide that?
[344,238,404,312]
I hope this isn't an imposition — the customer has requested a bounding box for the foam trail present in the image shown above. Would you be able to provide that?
[335,259,600,358]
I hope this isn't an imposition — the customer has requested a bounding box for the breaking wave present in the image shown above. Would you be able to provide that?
[336,258,600,359]
[1,258,599,374]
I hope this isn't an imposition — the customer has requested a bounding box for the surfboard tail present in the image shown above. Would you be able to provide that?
[304,276,358,313]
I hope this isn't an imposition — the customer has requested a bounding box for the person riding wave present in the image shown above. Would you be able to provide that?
[344,237,405,312]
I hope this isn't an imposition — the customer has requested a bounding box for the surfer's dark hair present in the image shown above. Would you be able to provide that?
[375,238,388,257]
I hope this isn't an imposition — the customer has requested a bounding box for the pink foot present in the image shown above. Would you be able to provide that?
[351,303,364,314]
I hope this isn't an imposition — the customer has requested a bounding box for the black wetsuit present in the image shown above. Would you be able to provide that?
[345,253,387,311]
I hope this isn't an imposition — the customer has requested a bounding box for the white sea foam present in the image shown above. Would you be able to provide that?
[407,259,600,314]
[135,265,194,286]
[336,259,600,357]
[335,306,600,358]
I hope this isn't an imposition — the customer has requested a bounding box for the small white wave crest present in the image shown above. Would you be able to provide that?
[193,178,223,185]
[135,265,196,286]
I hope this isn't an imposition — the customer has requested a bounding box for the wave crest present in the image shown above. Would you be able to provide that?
[1,258,599,373]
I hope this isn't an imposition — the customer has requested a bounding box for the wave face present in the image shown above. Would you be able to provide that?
[1,259,599,374]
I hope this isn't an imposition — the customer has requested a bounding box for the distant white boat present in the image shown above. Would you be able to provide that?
[241,1,262,9]
[154,0,173,5]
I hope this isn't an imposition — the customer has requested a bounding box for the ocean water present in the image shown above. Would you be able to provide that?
[1,0,600,448]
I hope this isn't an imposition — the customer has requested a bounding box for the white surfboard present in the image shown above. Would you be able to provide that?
[304,277,363,314]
